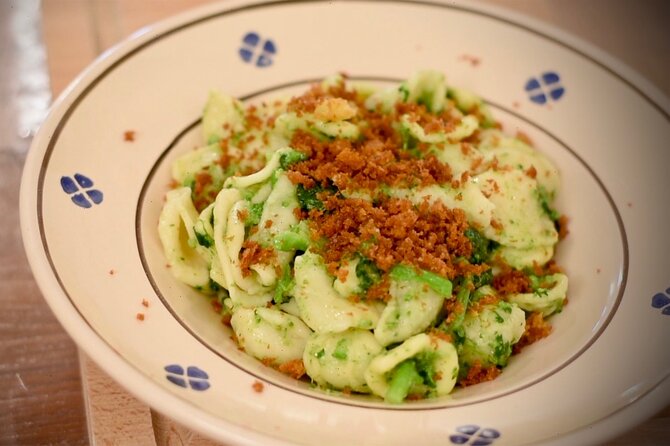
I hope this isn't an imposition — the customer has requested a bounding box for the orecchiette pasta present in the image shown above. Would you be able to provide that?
[158,70,569,403]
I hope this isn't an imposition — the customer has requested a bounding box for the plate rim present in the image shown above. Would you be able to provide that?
[20,0,670,444]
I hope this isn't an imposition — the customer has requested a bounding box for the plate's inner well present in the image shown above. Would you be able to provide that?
[137,79,625,409]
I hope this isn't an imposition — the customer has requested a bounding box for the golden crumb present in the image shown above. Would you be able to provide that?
[252,380,264,393]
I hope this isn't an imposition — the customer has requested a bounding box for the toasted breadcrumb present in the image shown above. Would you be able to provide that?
[252,381,264,393]
[513,312,553,353]
[459,361,501,387]
[278,359,306,380]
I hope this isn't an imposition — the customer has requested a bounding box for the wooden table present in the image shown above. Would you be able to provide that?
[2,0,669,444]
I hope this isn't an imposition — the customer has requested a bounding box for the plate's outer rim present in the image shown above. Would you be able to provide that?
[19,0,670,445]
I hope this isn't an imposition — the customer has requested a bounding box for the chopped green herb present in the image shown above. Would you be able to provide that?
[332,338,349,360]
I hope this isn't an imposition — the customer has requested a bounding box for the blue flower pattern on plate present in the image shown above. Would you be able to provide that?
[60,173,103,208]
[651,288,670,315]
[525,71,565,105]
[164,364,210,391]
[450,425,501,445]
[239,32,277,67]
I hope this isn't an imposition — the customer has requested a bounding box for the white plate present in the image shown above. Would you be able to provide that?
[20,1,670,444]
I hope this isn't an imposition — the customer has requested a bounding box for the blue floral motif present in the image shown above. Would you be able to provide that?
[164,364,210,391]
[239,32,277,67]
[525,71,565,105]
[60,173,103,208]
[450,425,501,445]
[651,288,670,315]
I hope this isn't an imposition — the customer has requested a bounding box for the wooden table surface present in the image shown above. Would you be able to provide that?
[1,0,669,444]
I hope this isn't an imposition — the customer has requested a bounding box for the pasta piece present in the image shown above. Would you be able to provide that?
[458,301,526,369]
[364,85,403,113]
[293,251,381,333]
[224,149,283,191]
[303,329,383,393]
[433,142,484,178]
[478,129,560,195]
[390,183,494,231]
[364,333,459,402]
[202,91,245,143]
[404,70,448,113]
[496,244,554,270]
[333,257,363,298]
[227,284,273,309]
[508,273,568,317]
[231,307,311,364]
[400,114,478,144]
[447,86,495,127]
[158,187,210,287]
[476,169,558,249]
[374,276,445,346]
[171,143,223,185]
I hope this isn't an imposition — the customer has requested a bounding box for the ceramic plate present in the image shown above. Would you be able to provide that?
[20,1,670,444]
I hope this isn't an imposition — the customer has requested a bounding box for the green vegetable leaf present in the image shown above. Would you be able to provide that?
[193,221,213,248]
[398,83,410,102]
[464,228,497,264]
[471,268,493,288]
[296,184,325,211]
[279,149,308,170]
[414,351,438,388]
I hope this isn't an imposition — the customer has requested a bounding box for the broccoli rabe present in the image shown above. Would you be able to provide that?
[273,266,295,304]
[296,184,325,211]
[442,280,472,344]
[355,257,383,293]
[464,228,497,264]
[471,268,493,288]
[536,185,560,222]
[385,360,423,404]
[279,149,308,170]
[193,220,214,248]
[389,264,452,296]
